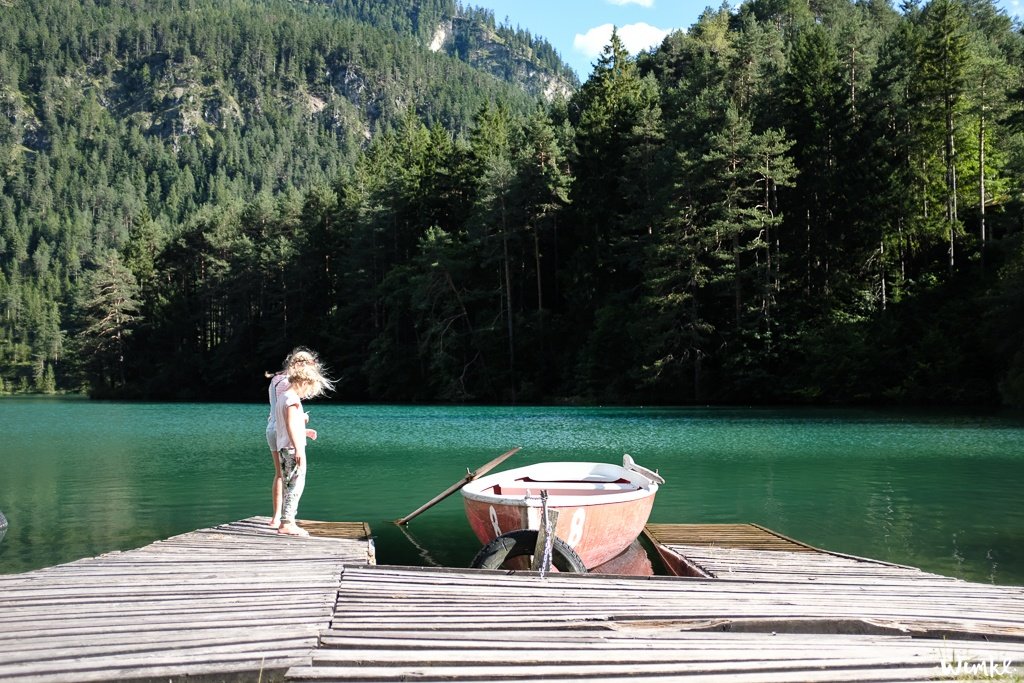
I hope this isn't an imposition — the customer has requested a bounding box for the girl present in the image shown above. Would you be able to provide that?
[265,348,319,528]
[275,351,333,536]
[265,367,287,527]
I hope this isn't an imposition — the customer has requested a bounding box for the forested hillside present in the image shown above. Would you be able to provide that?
[327,0,577,95]
[2,0,1023,407]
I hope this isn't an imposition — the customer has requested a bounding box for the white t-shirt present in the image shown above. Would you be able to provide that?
[275,387,305,451]
[266,374,288,438]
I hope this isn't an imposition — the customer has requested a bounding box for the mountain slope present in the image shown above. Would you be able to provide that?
[0,0,571,391]
[317,0,579,97]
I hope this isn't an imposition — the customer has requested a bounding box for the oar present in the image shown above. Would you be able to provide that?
[394,446,521,526]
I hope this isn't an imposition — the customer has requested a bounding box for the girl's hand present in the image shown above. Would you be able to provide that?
[305,428,317,441]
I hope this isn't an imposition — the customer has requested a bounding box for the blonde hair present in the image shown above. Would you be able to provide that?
[286,349,334,399]
[265,346,319,379]
[285,346,317,369]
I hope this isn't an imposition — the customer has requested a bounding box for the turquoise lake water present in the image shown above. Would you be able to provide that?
[1,397,1023,584]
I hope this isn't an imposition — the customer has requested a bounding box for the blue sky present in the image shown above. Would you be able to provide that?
[473,0,1024,81]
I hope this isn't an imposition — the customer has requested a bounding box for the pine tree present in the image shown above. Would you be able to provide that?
[919,0,970,270]
[468,102,518,400]
[783,24,850,301]
[78,252,142,391]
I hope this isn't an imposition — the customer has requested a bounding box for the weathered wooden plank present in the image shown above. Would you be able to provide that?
[306,642,1024,664]
[324,598,1024,623]
[332,567,1022,599]
[660,545,950,581]
[0,636,315,667]
[328,580,1024,600]
[285,662,962,682]
[318,630,917,645]
[0,617,328,642]
[325,565,1024,638]
[327,584,1024,611]
[7,519,1024,683]
[1,649,308,683]
[3,579,341,594]
[0,517,373,682]
[314,630,1017,655]
[0,597,332,618]
[645,523,819,549]
[645,523,946,587]
[323,606,1024,629]
[290,564,1024,682]
[3,627,315,656]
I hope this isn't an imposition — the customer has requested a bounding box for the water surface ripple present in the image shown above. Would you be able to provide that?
[1,399,1021,584]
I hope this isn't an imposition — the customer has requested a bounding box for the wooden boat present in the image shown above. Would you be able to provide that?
[461,455,664,570]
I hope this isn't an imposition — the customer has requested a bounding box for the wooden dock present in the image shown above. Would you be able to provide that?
[2,520,1024,682]
[290,563,1024,681]
[645,522,950,582]
[0,517,373,682]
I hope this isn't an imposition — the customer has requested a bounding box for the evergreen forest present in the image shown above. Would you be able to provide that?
[2,0,1024,408]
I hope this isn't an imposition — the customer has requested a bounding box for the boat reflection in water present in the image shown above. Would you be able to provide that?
[588,539,655,576]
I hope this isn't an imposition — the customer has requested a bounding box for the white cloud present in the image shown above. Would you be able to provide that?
[619,22,671,53]
[573,22,671,59]
[574,23,615,58]
[608,0,655,7]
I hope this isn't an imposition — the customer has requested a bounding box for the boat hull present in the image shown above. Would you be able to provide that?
[461,460,660,570]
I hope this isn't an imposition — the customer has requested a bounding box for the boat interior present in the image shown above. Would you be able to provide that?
[492,478,639,497]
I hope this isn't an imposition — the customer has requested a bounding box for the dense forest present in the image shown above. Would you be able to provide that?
[2,0,1023,407]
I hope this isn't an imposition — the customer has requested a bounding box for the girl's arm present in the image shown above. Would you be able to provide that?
[285,402,307,467]
[305,410,317,440]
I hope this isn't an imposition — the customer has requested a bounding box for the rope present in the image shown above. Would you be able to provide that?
[539,491,554,578]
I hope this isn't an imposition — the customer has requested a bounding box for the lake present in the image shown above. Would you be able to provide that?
[1,397,1023,585]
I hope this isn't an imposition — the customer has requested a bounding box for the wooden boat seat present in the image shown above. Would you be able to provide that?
[493,481,640,496]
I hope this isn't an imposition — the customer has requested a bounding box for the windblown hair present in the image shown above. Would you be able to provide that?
[284,347,317,370]
[265,346,319,379]
[286,352,334,399]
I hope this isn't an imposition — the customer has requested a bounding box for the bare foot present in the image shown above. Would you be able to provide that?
[269,517,281,529]
[277,522,309,537]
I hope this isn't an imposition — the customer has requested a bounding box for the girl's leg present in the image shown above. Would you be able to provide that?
[278,449,308,536]
[269,449,283,527]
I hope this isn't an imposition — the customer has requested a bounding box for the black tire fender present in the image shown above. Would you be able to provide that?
[470,529,587,573]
